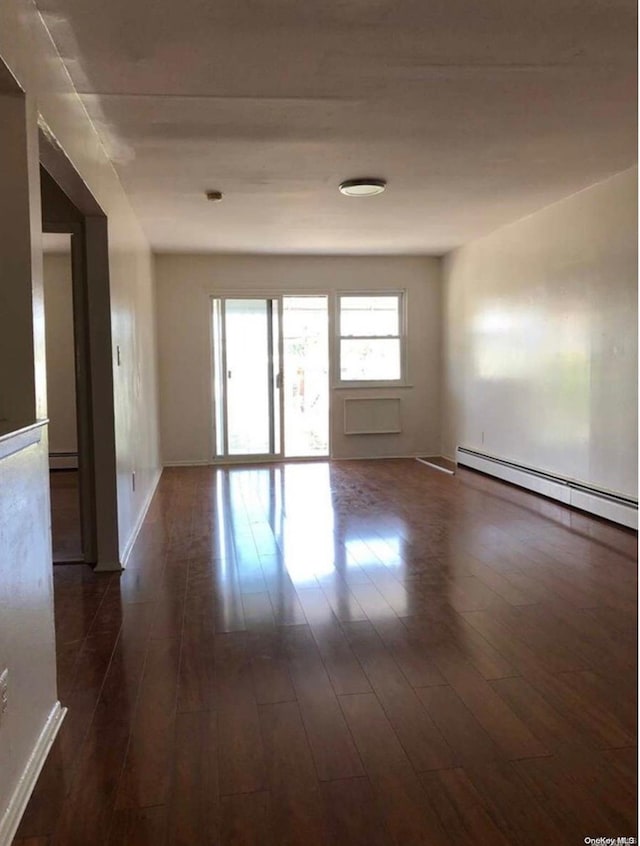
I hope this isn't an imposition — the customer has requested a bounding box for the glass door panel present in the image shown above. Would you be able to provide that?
[282,296,329,457]
[224,298,277,456]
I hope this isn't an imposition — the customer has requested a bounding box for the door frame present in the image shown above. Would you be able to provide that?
[209,291,331,464]
[40,131,121,570]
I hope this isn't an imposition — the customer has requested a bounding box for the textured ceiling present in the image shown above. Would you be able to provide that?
[36,0,637,254]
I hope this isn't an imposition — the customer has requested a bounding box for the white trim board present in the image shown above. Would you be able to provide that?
[0,420,46,462]
[164,454,429,467]
[415,457,455,475]
[114,467,162,571]
[456,446,638,530]
[0,701,66,846]
[163,459,212,467]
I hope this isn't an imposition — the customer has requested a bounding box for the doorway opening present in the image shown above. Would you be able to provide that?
[39,138,121,570]
[211,295,329,461]
[42,232,83,561]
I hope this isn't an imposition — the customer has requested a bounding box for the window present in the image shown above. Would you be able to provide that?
[337,293,405,384]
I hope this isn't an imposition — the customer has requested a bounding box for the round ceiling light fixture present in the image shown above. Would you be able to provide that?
[338,178,386,197]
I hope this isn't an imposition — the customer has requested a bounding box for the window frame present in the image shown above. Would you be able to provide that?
[334,290,409,388]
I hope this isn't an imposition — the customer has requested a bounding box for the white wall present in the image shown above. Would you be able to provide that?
[155,254,441,463]
[43,249,77,459]
[442,167,638,498]
[0,1,160,835]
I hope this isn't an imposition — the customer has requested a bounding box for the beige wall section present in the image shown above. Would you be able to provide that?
[43,248,77,457]
[0,0,161,561]
[442,167,638,498]
[155,254,441,463]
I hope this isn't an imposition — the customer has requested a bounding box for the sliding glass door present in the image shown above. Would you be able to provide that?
[212,295,328,461]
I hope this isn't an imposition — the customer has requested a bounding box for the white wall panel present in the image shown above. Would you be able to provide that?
[442,167,638,498]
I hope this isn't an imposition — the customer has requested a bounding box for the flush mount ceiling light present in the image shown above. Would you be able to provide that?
[339,178,386,197]
[205,190,223,202]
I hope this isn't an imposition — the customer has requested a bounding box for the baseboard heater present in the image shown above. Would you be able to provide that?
[456,446,638,530]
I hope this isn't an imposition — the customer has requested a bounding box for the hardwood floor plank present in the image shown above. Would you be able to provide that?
[50,722,131,846]
[372,618,446,688]
[293,591,372,694]
[241,592,276,630]
[421,767,511,846]
[284,626,364,780]
[415,685,503,764]
[177,633,216,712]
[427,641,549,760]
[166,710,219,846]
[339,692,450,846]
[115,637,181,809]
[259,700,331,846]
[463,610,634,748]
[343,622,455,772]
[321,776,393,846]
[485,602,590,673]
[215,632,267,795]
[317,578,369,623]
[490,675,590,753]
[515,750,637,837]
[463,760,569,846]
[220,791,274,846]
[248,630,296,705]
[107,806,167,845]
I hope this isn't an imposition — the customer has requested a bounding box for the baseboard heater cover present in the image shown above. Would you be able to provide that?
[344,397,401,435]
[456,446,638,530]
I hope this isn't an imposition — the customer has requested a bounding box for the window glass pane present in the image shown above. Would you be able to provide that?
[340,296,399,337]
[340,338,401,381]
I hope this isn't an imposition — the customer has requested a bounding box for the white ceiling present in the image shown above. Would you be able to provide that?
[36,0,637,254]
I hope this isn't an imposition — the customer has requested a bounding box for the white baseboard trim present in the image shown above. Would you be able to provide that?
[163,459,211,467]
[0,701,66,846]
[332,453,426,462]
[456,446,638,529]
[415,457,455,475]
[119,466,162,569]
[164,454,429,466]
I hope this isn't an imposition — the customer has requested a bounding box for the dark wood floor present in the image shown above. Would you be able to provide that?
[50,470,82,562]
[14,459,638,845]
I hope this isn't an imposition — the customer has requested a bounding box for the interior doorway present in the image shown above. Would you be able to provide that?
[211,295,329,461]
[39,137,121,571]
[42,233,83,561]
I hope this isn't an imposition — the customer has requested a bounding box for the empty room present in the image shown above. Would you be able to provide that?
[0,0,636,845]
